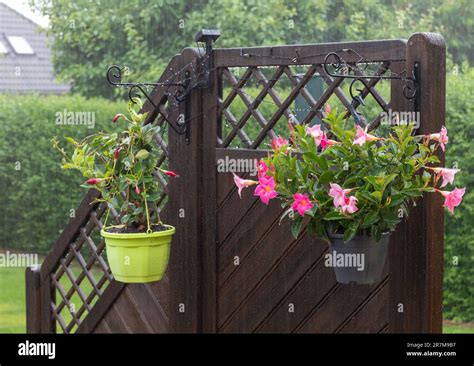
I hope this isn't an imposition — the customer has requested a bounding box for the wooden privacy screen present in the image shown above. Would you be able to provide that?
[26,33,445,334]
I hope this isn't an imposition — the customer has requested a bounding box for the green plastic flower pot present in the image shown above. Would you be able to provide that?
[101,225,175,283]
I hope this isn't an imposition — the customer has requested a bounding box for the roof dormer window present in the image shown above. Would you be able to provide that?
[7,36,34,55]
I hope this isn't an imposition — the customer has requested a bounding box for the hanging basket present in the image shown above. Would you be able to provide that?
[327,231,390,285]
[101,225,176,283]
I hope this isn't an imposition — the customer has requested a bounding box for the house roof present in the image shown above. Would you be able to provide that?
[0,3,69,94]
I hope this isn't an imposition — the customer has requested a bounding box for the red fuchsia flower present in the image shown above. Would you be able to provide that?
[291,193,314,217]
[306,124,324,146]
[159,169,179,178]
[85,178,104,185]
[429,167,460,188]
[233,173,257,197]
[325,103,331,115]
[436,187,465,214]
[113,113,124,123]
[353,125,382,146]
[135,186,141,195]
[341,195,359,215]
[427,126,449,152]
[320,132,339,150]
[328,183,353,208]
[113,147,120,160]
[271,135,289,152]
[254,176,278,205]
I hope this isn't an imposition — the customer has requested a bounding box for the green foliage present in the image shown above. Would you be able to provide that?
[0,94,125,253]
[53,98,168,230]
[30,0,473,98]
[443,66,474,322]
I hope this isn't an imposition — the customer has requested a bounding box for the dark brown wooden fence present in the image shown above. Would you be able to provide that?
[26,32,445,333]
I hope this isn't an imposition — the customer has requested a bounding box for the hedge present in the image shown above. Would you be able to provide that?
[0,94,125,253]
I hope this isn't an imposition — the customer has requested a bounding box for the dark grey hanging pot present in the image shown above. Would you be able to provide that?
[327,231,390,285]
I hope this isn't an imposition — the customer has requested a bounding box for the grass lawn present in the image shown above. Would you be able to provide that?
[0,249,103,333]
[1,250,473,333]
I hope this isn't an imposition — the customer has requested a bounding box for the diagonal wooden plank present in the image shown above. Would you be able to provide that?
[221,232,328,333]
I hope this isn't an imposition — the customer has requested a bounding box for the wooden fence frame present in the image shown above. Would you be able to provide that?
[26,32,445,333]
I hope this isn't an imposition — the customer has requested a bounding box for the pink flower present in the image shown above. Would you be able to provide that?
[271,135,289,151]
[428,126,449,152]
[306,124,324,146]
[328,183,352,208]
[437,187,465,213]
[353,125,382,146]
[254,176,278,205]
[85,178,104,185]
[233,173,257,197]
[291,193,314,217]
[257,159,269,178]
[325,103,331,115]
[320,132,339,150]
[113,113,123,123]
[341,195,359,214]
[135,186,141,195]
[430,167,460,188]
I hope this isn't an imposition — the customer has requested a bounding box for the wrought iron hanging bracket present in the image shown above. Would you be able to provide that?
[323,51,418,101]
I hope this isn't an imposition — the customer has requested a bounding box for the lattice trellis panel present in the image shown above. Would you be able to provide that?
[218,62,393,149]
[49,99,173,333]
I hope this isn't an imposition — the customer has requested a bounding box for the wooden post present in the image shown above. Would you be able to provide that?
[168,48,204,333]
[40,274,56,333]
[395,32,445,333]
[25,266,42,333]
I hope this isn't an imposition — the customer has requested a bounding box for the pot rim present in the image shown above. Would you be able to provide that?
[327,230,391,239]
[101,224,176,239]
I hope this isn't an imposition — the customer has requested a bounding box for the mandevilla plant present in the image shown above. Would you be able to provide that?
[52,98,178,233]
[234,107,466,243]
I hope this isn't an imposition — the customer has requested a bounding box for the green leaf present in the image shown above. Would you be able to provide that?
[361,211,379,228]
[318,170,335,184]
[371,225,381,242]
[323,211,350,220]
[135,149,149,160]
[308,219,329,243]
[291,216,304,239]
[343,221,360,243]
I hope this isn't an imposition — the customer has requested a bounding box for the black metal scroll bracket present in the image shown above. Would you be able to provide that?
[323,51,418,101]
[105,29,220,143]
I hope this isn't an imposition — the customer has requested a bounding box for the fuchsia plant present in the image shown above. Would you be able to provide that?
[234,108,466,242]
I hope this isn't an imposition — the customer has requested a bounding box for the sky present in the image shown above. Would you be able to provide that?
[0,0,49,27]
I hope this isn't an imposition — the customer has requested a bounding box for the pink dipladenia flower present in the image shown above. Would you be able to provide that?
[437,187,465,213]
[257,159,269,178]
[320,132,339,150]
[353,125,382,146]
[233,173,257,197]
[427,126,449,152]
[325,103,331,115]
[291,193,314,217]
[328,183,353,208]
[341,195,359,214]
[271,135,289,152]
[306,124,324,146]
[430,167,460,188]
[254,176,277,205]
